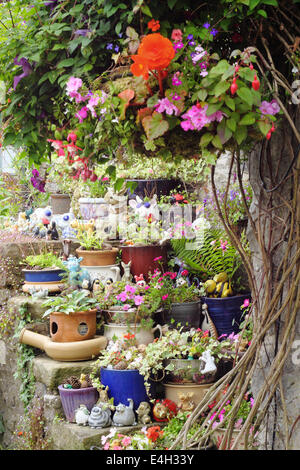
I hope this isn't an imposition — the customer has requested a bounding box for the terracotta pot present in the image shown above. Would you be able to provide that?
[19,328,107,361]
[120,244,167,280]
[164,382,222,407]
[49,309,97,342]
[76,248,118,266]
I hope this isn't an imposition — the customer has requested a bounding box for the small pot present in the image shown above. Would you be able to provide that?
[22,268,65,283]
[58,385,99,423]
[79,197,109,220]
[120,244,167,280]
[50,193,71,215]
[162,301,202,330]
[164,358,218,385]
[104,323,162,345]
[49,309,97,342]
[164,382,222,407]
[76,247,118,266]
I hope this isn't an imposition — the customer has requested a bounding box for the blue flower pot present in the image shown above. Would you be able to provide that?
[201,294,251,337]
[100,368,150,408]
[22,269,65,283]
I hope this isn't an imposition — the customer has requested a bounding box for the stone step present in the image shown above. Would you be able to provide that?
[51,420,155,450]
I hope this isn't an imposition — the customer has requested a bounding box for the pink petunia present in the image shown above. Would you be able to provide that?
[171,29,183,42]
[134,295,145,306]
[162,294,169,300]
[242,298,250,308]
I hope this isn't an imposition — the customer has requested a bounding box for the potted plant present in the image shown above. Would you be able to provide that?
[22,252,67,293]
[75,224,119,266]
[209,394,259,450]
[78,176,111,220]
[95,280,162,345]
[58,374,99,423]
[42,290,99,342]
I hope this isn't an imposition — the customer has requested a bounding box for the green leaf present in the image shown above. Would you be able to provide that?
[239,112,256,125]
[209,60,230,77]
[213,81,230,97]
[57,58,75,68]
[249,0,260,9]
[262,0,278,4]
[206,103,221,116]
[257,9,268,17]
[142,112,169,140]
[237,87,253,107]
[200,132,214,147]
[258,120,272,136]
[212,134,223,149]
[141,4,152,16]
[235,126,247,144]
[114,178,124,192]
[224,95,235,111]
[227,118,237,132]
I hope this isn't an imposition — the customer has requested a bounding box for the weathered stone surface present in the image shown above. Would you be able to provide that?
[32,355,98,390]
[50,421,158,450]
[7,295,48,321]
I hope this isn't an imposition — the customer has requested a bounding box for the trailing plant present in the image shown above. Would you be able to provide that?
[42,289,98,317]
[13,397,51,450]
[13,303,36,409]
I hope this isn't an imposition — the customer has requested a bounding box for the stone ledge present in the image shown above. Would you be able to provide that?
[50,420,158,450]
[32,355,98,390]
[7,295,48,320]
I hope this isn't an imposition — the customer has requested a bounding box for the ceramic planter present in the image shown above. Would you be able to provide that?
[22,268,66,293]
[76,247,118,266]
[120,244,167,280]
[164,358,218,385]
[49,308,97,342]
[211,427,256,450]
[100,368,150,408]
[84,264,121,283]
[126,178,182,199]
[162,301,201,330]
[58,385,99,423]
[50,193,71,215]
[164,382,222,408]
[79,197,109,220]
[19,328,107,361]
[201,294,251,337]
[104,323,162,345]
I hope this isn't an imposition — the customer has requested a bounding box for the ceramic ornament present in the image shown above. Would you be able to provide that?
[88,405,112,428]
[112,399,137,427]
[136,402,152,425]
[74,404,90,426]
[199,350,217,375]
[121,261,132,282]
[62,255,90,288]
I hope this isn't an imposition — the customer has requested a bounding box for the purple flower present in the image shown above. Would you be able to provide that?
[13,57,33,90]
[106,43,113,50]
[116,292,128,302]
[210,28,218,37]
[74,29,91,37]
[259,99,280,115]
[203,23,210,29]
[187,34,194,40]
[114,45,120,53]
[75,106,88,123]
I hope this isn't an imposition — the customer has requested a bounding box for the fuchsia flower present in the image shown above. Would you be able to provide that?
[75,106,88,123]
[122,304,131,311]
[162,294,169,301]
[172,72,182,86]
[181,269,189,276]
[242,298,250,308]
[220,239,228,251]
[125,285,136,294]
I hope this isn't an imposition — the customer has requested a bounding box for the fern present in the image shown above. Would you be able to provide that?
[171,229,242,281]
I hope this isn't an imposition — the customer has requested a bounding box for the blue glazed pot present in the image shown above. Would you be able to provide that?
[22,269,65,283]
[201,294,251,337]
[100,368,150,409]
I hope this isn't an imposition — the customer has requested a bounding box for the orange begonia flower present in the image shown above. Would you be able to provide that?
[148,19,160,32]
[130,55,149,80]
[136,33,175,71]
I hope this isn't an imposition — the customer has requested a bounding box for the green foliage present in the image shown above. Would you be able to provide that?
[42,289,98,316]
[76,230,105,251]
[13,303,36,409]
[23,253,65,270]
[171,229,242,282]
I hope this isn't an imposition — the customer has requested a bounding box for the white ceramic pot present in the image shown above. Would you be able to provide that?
[84,264,121,283]
[104,323,162,345]
[79,197,109,220]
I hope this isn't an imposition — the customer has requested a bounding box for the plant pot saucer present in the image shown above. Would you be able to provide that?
[22,281,65,293]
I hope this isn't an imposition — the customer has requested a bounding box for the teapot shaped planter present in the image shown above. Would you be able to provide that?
[103,323,162,346]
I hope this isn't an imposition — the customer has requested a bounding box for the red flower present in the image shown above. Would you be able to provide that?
[147,426,163,442]
[181,269,189,276]
[148,19,160,32]
[130,55,149,80]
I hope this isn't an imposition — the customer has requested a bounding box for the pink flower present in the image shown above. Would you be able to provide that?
[259,99,280,115]
[250,397,254,408]
[75,106,88,123]
[122,304,131,311]
[103,442,110,450]
[154,256,163,261]
[171,29,183,42]
[162,294,169,301]
[144,285,150,290]
[155,97,180,116]
[87,94,101,117]
[134,295,145,306]
[220,239,228,251]
[242,298,250,308]
[125,285,136,294]
[180,105,210,131]
[170,272,177,279]
[112,445,122,450]
[172,72,182,86]
[181,269,189,276]
[121,436,132,447]
[66,76,82,94]
[116,292,128,302]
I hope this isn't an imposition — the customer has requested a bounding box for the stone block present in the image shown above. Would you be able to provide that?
[32,355,98,390]
[7,295,48,321]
